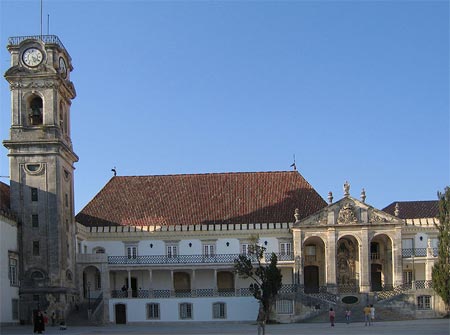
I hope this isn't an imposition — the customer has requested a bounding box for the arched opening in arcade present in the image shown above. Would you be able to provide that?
[336,235,360,293]
[370,234,394,291]
[303,236,326,293]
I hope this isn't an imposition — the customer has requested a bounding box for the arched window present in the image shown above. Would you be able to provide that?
[66,270,73,281]
[29,96,43,125]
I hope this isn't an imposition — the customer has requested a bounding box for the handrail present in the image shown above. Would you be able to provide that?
[8,35,66,50]
[108,253,294,265]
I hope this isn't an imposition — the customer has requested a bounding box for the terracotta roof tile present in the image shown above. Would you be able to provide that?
[0,181,16,220]
[0,181,11,210]
[76,171,326,227]
[382,200,439,219]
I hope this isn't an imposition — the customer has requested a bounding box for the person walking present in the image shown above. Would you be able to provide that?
[363,305,371,326]
[370,304,375,324]
[329,308,335,327]
[345,308,351,324]
[33,311,45,334]
[256,303,266,335]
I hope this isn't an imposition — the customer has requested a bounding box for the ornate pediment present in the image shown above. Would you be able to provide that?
[370,212,388,223]
[337,203,358,224]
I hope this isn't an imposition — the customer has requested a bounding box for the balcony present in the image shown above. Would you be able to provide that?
[108,252,293,266]
[401,248,437,258]
[8,35,66,50]
[110,285,297,299]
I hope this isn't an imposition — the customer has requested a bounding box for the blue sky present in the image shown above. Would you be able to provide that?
[1,0,449,213]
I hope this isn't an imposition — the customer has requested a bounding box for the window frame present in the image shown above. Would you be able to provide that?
[126,245,138,259]
[32,241,40,256]
[212,302,226,319]
[9,257,19,286]
[276,299,294,314]
[279,242,292,256]
[31,187,38,202]
[179,302,193,320]
[166,244,178,258]
[146,303,160,320]
[203,244,215,257]
[417,295,431,310]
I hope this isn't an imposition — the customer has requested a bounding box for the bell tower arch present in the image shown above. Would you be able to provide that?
[3,35,78,323]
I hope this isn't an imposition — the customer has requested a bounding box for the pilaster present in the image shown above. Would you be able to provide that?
[393,226,403,287]
[326,227,337,292]
[360,228,371,292]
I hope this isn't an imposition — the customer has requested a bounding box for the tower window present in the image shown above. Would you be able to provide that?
[65,193,69,207]
[9,258,18,286]
[32,214,39,228]
[33,241,40,256]
[31,187,38,201]
[29,97,43,125]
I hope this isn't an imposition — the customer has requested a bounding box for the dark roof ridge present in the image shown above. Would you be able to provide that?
[111,170,299,178]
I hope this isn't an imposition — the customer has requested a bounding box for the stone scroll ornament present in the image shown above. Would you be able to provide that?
[337,203,358,224]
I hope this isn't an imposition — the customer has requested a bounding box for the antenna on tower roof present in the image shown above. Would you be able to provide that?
[111,167,117,177]
[40,0,43,38]
[290,154,297,171]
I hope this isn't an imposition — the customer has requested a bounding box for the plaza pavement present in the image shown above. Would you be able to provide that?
[1,319,449,335]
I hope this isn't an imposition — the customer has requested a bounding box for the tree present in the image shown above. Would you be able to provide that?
[234,239,282,322]
[432,186,450,315]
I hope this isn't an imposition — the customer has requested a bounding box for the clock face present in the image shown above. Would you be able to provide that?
[22,48,43,67]
[59,57,67,78]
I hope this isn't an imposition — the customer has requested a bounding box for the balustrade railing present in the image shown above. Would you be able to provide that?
[8,35,66,50]
[401,248,428,257]
[108,252,287,265]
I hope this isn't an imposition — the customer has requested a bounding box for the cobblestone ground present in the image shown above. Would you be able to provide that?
[1,319,449,335]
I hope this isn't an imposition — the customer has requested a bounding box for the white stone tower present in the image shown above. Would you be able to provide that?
[3,35,78,323]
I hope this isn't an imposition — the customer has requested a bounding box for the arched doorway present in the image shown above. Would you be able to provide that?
[370,234,393,291]
[82,266,102,302]
[336,236,359,293]
[303,236,325,293]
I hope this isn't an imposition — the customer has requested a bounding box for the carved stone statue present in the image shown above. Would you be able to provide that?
[343,181,350,197]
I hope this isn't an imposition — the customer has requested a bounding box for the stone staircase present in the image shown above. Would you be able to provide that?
[65,302,102,327]
[304,301,415,323]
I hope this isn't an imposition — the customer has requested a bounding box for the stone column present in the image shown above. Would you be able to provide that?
[127,269,131,298]
[192,269,196,297]
[326,228,337,293]
[101,265,110,323]
[148,269,153,297]
[392,227,403,287]
[359,228,371,293]
[213,269,218,291]
[171,270,174,297]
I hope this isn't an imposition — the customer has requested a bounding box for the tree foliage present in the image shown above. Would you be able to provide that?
[432,186,450,312]
[234,239,282,321]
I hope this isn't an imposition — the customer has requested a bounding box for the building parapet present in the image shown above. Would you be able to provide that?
[77,222,293,235]
[404,217,439,226]
[8,35,66,51]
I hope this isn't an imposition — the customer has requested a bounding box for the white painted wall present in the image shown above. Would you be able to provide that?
[109,296,259,323]
[0,216,19,324]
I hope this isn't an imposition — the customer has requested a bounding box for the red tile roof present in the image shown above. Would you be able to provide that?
[382,200,439,219]
[0,181,11,210]
[0,181,16,221]
[76,171,326,227]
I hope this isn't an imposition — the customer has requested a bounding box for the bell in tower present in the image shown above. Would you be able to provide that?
[3,35,79,324]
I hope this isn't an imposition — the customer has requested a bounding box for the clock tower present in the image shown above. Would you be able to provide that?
[3,35,78,323]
